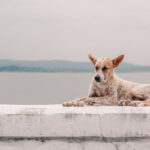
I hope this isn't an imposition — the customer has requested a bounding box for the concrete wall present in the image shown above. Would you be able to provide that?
[0,105,150,150]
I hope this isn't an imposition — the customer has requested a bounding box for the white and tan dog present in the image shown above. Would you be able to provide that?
[63,54,150,107]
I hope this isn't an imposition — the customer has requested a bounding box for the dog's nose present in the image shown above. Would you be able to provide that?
[94,76,101,82]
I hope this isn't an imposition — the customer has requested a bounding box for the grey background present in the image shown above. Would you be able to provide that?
[0,0,150,65]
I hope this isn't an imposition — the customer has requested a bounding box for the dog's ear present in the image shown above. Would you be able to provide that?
[88,54,97,65]
[112,55,124,68]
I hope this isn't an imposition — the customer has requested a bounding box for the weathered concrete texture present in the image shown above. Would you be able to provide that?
[0,140,150,150]
[0,105,150,149]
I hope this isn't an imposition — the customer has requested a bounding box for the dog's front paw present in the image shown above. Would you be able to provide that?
[118,100,125,106]
[62,101,73,107]
[118,99,138,106]
[72,100,85,107]
[62,98,85,107]
[118,99,131,106]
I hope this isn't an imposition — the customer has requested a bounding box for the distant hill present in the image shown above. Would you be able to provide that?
[0,59,149,73]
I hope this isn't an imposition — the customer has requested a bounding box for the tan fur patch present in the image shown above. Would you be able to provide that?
[112,55,124,68]
[88,54,97,65]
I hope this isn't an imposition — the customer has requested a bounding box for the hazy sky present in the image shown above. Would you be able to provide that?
[0,0,150,65]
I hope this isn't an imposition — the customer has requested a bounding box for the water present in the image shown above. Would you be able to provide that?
[0,72,150,105]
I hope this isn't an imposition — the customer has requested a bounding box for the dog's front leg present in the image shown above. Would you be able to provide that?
[84,96,118,106]
[63,96,117,107]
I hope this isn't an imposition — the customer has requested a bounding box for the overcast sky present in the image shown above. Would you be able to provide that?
[0,0,150,65]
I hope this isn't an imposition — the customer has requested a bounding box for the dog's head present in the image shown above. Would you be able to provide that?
[88,54,124,83]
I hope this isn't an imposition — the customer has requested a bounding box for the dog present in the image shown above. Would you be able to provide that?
[63,54,150,107]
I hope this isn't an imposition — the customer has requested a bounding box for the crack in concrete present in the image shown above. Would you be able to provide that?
[111,142,120,150]
[96,107,107,142]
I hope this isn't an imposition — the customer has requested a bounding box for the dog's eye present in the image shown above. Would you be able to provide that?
[102,66,108,71]
[95,66,99,70]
